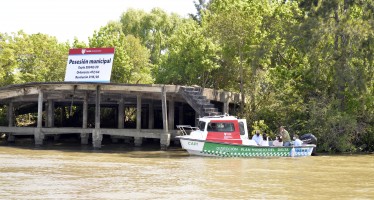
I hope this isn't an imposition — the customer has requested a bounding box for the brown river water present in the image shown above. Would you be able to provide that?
[0,140,373,200]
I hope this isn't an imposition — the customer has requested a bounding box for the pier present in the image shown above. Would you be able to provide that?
[0,82,241,150]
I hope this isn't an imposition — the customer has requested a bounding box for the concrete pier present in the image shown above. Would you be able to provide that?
[0,83,241,150]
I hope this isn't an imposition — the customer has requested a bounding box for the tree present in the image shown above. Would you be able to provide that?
[0,31,69,84]
[189,0,209,25]
[274,0,374,152]
[89,22,153,84]
[0,32,17,86]
[120,8,183,66]
[155,19,220,87]
[204,0,274,117]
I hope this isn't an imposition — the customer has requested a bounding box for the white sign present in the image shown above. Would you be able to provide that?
[64,48,115,82]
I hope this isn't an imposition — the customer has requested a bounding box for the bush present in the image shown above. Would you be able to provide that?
[307,98,357,153]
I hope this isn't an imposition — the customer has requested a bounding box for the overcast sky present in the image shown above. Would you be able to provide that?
[0,0,196,43]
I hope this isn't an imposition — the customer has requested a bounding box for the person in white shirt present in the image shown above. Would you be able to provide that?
[272,135,283,146]
[252,130,263,146]
[293,134,303,146]
[261,133,269,146]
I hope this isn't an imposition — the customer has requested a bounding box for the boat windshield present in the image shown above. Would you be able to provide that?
[239,122,245,135]
[207,122,235,132]
[198,121,206,131]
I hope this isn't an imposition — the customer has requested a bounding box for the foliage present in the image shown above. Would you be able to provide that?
[120,8,183,66]
[155,19,220,87]
[0,106,7,126]
[0,1,373,152]
[0,31,69,85]
[250,120,274,138]
[89,22,153,84]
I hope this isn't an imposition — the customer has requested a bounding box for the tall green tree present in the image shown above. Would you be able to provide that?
[155,19,220,87]
[271,0,374,152]
[204,0,274,117]
[120,8,183,66]
[0,33,17,86]
[89,22,153,84]
[0,31,69,84]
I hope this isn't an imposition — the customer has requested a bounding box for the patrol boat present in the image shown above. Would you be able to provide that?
[176,115,316,157]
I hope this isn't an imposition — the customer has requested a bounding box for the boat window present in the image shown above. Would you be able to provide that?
[239,122,245,135]
[207,122,235,132]
[198,121,206,130]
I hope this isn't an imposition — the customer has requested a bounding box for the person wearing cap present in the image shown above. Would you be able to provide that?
[280,126,291,146]
[252,130,263,146]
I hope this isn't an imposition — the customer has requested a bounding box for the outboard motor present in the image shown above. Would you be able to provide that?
[300,133,317,155]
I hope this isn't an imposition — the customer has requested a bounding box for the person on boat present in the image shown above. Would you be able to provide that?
[261,132,269,146]
[208,123,217,131]
[280,126,291,146]
[272,135,283,146]
[252,130,263,146]
[293,134,303,146]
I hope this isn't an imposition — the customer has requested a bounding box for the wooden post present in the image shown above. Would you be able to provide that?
[92,85,102,149]
[160,86,170,150]
[35,89,44,145]
[134,94,142,146]
[7,102,15,142]
[81,92,89,145]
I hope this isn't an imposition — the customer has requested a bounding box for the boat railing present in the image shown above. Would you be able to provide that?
[176,125,199,136]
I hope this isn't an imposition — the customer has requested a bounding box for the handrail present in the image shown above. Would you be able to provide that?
[176,125,199,136]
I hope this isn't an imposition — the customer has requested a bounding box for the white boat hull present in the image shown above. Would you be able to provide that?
[178,137,315,157]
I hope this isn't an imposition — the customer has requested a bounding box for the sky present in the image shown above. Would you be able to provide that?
[0,0,197,43]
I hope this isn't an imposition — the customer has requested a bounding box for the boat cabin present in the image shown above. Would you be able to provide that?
[179,115,249,145]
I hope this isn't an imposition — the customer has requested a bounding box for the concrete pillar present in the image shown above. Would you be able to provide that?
[7,102,15,142]
[134,94,142,146]
[81,92,89,145]
[118,97,124,129]
[45,100,49,127]
[47,99,54,127]
[168,98,175,131]
[160,86,170,150]
[35,89,44,145]
[92,85,102,149]
[174,104,184,146]
[223,92,230,115]
[136,94,142,130]
[195,112,199,127]
[148,101,154,129]
[168,99,175,131]
[223,101,230,115]
[112,97,124,144]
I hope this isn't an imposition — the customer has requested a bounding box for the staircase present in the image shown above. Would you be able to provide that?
[179,86,221,117]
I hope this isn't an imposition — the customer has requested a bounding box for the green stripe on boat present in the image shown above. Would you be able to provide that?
[201,142,312,157]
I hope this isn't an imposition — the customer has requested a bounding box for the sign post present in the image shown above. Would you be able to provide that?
[64,48,115,82]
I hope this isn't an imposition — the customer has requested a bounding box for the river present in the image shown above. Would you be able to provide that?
[0,141,373,200]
